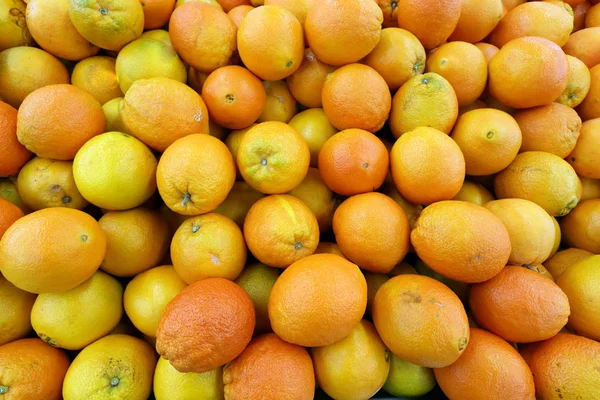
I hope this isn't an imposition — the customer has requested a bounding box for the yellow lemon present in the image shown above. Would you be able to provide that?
[154,357,224,400]
[383,354,437,398]
[235,262,280,334]
[0,274,36,345]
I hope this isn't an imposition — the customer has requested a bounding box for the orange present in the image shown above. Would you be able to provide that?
[156,278,255,373]
[0,178,30,214]
[580,176,600,200]
[560,199,600,253]
[314,241,346,258]
[0,101,31,177]
[243,194,319,268]
[377,0,399,27]
[470,266,570,343]
[157,134,236,215]
[503,0,526,9]
[121,77,209,152]
[305,0,382,66]
[413,259,471,304]
[425,42,488,107]
[16,84,105,160]
[218,0,251,12]
[238,5,303,80]
[526,333,600,399]
[577,65,600,120]
[234,262,279,334]
[556,55,591,108]
[490,2,574,48]
[382,184,423,228]
[495,151,582,216]
[411,201,511,283]
[364,28,426,91]
[569,119,600,179]
[268,253,367,346]
[514,102,581,158]
[141,0,176,29]
[102,97,131,134]
[333,193,410,274]
[0,208,106,294]
[391,127,465,205]
[434,328,535,400]
[574,1,592,31]
[488,37,569,109]
[318,128,389,196]
[373,274,469,368]
[263,0,312,27]
[288,108,338,167]
[0,273,36,346]
[288,167,337,234]
[448,0,504,43]
[223,333,315,400]
[458,100,488,117]
[257,80,297,123]
[0,46,70,109]
[0,338,70,400]
[563,27,600,68]
[214,181,265,227]
[202,66,266,129]
[0,197,22,239]
[174,0,223,9]
[0,0,34,51]
[71,56,124,105]
[551,216,562,258]
[452,181,494,206]
[237,121,310,194]
[389,73,459,138]
[169,3,236,73]
[25,0,99,61]
[321,63,391,133]
[396,0,461,49]
[364,272,390,316]
[588,3,600,26]
[227,4,253,27]
[474,42,500,63]
[286,48,336,108]
[186,66,208,93]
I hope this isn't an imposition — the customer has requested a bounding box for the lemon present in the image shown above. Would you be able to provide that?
[175,0,222,9]
[0,274,36,345]
[0,178,30,213]
[383,353,436,398]
[73,131,157,210]
[289,108,338,167]
[234,262,279,334]
[140,29,173,46]
[154,357,224,400]
[101,97,131,134]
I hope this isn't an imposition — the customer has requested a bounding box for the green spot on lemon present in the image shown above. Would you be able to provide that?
[100,7,108,15]
[110,377,119,387]
[422,78,429,84]
[261,159,268,166]
[0,386,8,394]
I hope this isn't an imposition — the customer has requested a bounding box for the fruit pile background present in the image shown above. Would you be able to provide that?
[1,0,600,399]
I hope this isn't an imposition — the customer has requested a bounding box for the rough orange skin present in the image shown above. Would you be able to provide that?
[0,101,31,177]
[0,208,106,294]
[411,201,511,283]
[16,84,105,160]
[434,328,535,400]
[156,278,255,373]
[286,48,337,109]
[268,253,367,347]
[318,129,389,196]
[390,127,465,205]
[321,63,391,133]
[0,338,70,400]
[526,333,600,399]
[469,266,570,343]
[488,37,568,109]
[0,197,23,239]
[560,199,600,253]
[333,193,410,274]
[141,0,177,29]
[397,0,461,49]
[373,274,469,368]
[243,195,319,268]
[577,65,600,120]
[305,0,382,66]
[563,27,600,68]
[223,333,315,400]
[474,42,500,63]
[448,0,504,43]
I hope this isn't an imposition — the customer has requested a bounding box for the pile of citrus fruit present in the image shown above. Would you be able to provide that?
[1,0,600,399]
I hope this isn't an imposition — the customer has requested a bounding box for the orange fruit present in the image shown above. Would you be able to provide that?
[568,119,600,179]
[556,55,591,108]
[268,253,367,346]
[389,73,459,138]
[373,274,469,368]
[411,201,511,283]
[397,0,461,49]
[452,181,495,206]
[588,3,600,26]
[321,63,391,133]
[218,0,251,12]
[234,262,279,334]
[0,100,31,177]
[448,0,504,43]
[488,36,569,109]
[390,127,465,205]
[237,121,310,194]
[257,80,297,123]
[526,333,600,399]
[514,102,581,158]
[0,273,36,346]
[238,5,303,80]
[318,128,389,196]
[141,0,176,29]
[202,66,266,130]
[0,0,34,51]
[16,84,105,160]
[225,125,253,178]
[333,193,410,274]
[425,41,488,107]
[25,0,99,61]
[434,328,535,400]
[102,97,131,134]
[244,194,319,268]
[458,99,488,117]
[263,0,312,27]
[364,28,426,91]
[71,56,124,105]
[286,48,337,108]
[169,2,236,73]
[563,27,600,68]
[314,241,346,258]
[474,42,500,63]
[157,278,255,373]
[574,1,592,31]
[490,1,574,48]
[495,151,582,216]
[288,108,338,167]
[0,208,106,294]
[223,333,315,400]
[288,167,337,234]
[560,199,600,253]
[305,0,382,66]
[503,0,526,10]
[157,134,235,215]
[382,182,424,229]
[377,0,399,27]
[214,180,265,227]
[0,338,70,400]
[0,178,30,214]
[121,77,209,152]
[580,176,600,200]
[227,4,253,27]
[577,65,600,120]
[0,197,22,239]
[0,46,70,109]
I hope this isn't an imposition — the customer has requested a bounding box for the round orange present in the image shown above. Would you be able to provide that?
[563,27,600,68]
[556,55,591,108]
[396,0,461,49]
[474,42,500,63]
[0,197,22,239]
[288,108,338,167]
[141,0,176,29]
[0,100,31,177]
[577,64,600,120]
[560,199,600,253]
[257,80,297,123]
[286,48,337,108]
[71,56,124,105]
[377,0,399,27]
[448,0,504,43]
[227,4,254,27]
